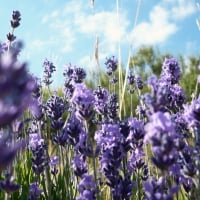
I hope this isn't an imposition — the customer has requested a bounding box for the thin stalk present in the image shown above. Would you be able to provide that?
[122,157,127,176]
[119,0,142,117]
[194,128,200,200]
[120,49,132,117]
[60,146,70,198]
[116,0,123,119]
[83,120,99,199]
[191,78,199,101]
[4,193,11,200]
[91,0,101,86]
[136,168,141,200]
[130,93,133,117]
[45,166,52,200]
[37,121,52,200]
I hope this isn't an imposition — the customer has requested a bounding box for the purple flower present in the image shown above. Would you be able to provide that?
[45,95,66,130]
[168,84,185,109]
[142,164,149,181]
[144,112,179,170]
[143,61,184,112]
[0,51,36,126]
[135,105,147,119]
[78,174,95,190]
[63,63,86,83]
[49,156,59,175]
[71,83,94,120]
[29,133,48,174]
[127,117,145,143]
[50,156,59,167]
[93,86,109,116]
[0,42,8,54]
[107,93,119,121]
[160,57,181,84]
[29,133,44,150]
[142,80,171,112]
[63,63,74,78]
[62,79,75,101]
[11,10,21,28]
[144,112,175,143]
[29,98,44,121]
[105,56,118,76]
[0,137,25,173]
[42,58,56,85]
[127,148,145,172]
[127,70,135,85]
[151,134,177,170]
[100,146,123,173]
[111,175,135,200]
[7,33,16,42]
[28,182,43,200]
[183,95,200,128]
[95,123,126,196]
[63,114,84,146]
[72,154,87,177]
[95,123,123,150]
[135,74,143,90]
[77,174,96,200]
[72,67,86,83]
[29,77,44,120]
[144,177,179,200]
[0,175,20,193]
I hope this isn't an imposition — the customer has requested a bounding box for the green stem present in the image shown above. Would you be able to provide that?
[137,169,141,200]
[45,166,52,200]
[4,193,11,200]
[83,120,99,199]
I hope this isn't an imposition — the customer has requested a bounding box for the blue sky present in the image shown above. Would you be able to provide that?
[0,0,199,87]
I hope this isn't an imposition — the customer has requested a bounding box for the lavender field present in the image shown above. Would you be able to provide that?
[0,2,200,200]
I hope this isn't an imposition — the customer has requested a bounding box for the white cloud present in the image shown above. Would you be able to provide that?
[129,5,177,47]
[75,11,128,43]
[74,9,129,59]
[41,10,59,24]
[29,38,58,50]
[39,0,197,71]
[30,39,46,50]
[162,0,197,20]
[40,6,78,53]
[129,0,197,48]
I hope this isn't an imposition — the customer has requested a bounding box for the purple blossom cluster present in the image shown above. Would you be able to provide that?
[42,58,56,86]
[63,63,86,100]
[143,58,185,113]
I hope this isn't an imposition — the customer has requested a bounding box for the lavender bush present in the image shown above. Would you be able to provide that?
[0,7,200,200]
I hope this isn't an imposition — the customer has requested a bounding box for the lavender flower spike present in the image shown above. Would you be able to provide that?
[0,50,36,126]
[144,111,175,143]
[28,182,43,200]
[160,57,181,84]
[42,58,56,86]
[71,83,94,120]
[11,10,21,28]
[77,174,96,200]
[0,175,20,194]
[105,56,118,76]
[0,136,25,173]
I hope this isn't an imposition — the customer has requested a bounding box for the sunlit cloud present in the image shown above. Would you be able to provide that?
[162,0,197,20]
[75,11,128,43]
[129,5,177,47]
